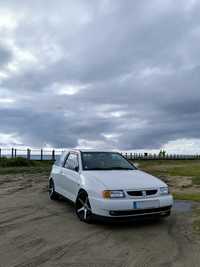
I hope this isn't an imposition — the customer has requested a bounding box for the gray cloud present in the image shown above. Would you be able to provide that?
[1,0,200,151]
[0,44,12,66]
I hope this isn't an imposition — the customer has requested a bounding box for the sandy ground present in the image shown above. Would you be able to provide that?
[0,173,200,267]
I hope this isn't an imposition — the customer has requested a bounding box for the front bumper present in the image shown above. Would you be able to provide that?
[90,195,173,218]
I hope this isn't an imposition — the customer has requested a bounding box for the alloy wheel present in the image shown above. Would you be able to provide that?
[76,193,92,222]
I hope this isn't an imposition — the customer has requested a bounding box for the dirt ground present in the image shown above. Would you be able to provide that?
[161,175,200,194]
[0,173,200,267]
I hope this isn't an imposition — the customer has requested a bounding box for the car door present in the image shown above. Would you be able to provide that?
[61,152,81,201]
[53,151,69,194]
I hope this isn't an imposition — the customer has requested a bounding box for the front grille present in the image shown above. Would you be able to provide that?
[109,206,171,217]
[127,191,143,197]
[146,189,157,195]
[127,189,157,197]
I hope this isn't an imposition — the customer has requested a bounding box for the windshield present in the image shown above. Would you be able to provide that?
[81,152,136,171]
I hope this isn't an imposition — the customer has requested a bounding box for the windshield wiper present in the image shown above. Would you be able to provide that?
[84,167,134,170]
[84,168,110,170]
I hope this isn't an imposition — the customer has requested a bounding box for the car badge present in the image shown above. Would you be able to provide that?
[142,190,146,197]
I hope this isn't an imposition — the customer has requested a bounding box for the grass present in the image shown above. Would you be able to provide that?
[0,157,36,167]
[0,157,52,175]
[173,193,200,202]
[192,177,200,185]
[132,159,200,178]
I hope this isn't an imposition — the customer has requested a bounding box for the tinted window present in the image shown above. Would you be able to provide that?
[64,153,79,171]
[81,152,135,171]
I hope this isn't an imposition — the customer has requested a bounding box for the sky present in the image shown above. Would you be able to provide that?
[0,0,200,154]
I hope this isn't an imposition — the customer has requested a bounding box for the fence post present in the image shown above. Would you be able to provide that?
[52,149,55,161]
[0,148,1,159]
[27,149,31,160]
[11,148,14,158]
[14,149,17,158]
[41,149,43,161]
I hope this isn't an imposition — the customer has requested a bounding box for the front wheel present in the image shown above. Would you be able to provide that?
[75,191,93,223]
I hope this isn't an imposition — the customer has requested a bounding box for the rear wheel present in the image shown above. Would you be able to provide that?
[48,179,59,200]
[75,191,93,223]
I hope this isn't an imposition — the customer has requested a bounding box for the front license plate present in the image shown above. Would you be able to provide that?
[133,200,159,209]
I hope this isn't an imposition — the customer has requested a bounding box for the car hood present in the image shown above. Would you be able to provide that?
[83,170,166,189]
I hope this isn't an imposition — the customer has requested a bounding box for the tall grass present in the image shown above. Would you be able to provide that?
[0,157,36,167]
[0,157,53,174]
[133,160,200,178]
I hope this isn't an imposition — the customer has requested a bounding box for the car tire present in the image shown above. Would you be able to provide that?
[75,191,93,223]
[49,179,59,200]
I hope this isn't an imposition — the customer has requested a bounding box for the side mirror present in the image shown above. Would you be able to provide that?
[74,166,79,172]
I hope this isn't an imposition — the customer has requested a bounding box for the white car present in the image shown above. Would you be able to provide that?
[49,149,173,223]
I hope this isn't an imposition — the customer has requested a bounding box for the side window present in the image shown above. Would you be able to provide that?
[58,152,68,166]
[64,153,79,171]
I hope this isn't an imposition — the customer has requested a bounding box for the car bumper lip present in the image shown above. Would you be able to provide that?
[109,205,172,217]
[92,207,172,222]
[89,195,173,217]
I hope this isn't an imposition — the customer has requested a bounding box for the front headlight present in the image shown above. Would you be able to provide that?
[160,187,169,195]
[102,190,125,199]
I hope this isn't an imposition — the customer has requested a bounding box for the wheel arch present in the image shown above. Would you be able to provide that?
[49,177,57,192]
[49,177,53,182]
[76,188,87,198]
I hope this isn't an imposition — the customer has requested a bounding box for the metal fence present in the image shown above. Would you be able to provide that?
[0,148,200,161]
[123,153,200,160]
[0,148,62,161]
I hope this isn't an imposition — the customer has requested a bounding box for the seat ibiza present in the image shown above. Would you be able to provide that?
[49,150,173,223]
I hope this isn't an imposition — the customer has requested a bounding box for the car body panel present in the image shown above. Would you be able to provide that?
[82,170,166,190]
[89,195,173,216]
[49,149,173,219]
[60,167,81,201]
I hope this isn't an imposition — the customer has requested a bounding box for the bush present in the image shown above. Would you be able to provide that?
[0,157,36,167]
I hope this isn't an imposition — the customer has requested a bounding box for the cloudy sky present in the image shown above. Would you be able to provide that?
[0,0,200,153]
